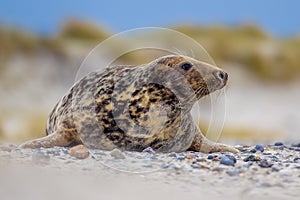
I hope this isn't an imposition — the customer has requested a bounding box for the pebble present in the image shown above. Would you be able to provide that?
[262,152,272,155]
[250,149,257,153]
[243,162,253,168]
[185,153,195,159]
[293,158,300,163]
[69,145,90,159]
[109,148,126,159]
[291,143,300,147]
[254,144,264,152]
[227,155,237,164]
[176,154,185,161]
[207,154,217,160]
[274,142,284,146]
[199,163,211,169]
[258,159,273,168]
[294,148,300,152]
[243,154,261,162]
[2,142,300,186]
[220,156,235,166]
[195,157,206,162]
[142,147,155,154]
[267,155,279,162]
[168,152,177,157]
[191,163,201,169]
[161,163,170,169]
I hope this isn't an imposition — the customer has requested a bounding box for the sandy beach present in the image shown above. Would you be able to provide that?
[0,143,299,200]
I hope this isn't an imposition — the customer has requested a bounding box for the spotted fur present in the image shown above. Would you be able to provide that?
[20,55,238,153]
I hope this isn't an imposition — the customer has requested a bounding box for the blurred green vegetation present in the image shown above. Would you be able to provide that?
[1,20,300,82]
[58,19,109,41]
[174,24,300,82]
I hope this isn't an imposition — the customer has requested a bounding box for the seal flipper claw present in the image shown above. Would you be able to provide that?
[189,134,239,153]
[19,130,80,149]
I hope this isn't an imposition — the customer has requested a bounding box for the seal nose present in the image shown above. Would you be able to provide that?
[216,71,228,81]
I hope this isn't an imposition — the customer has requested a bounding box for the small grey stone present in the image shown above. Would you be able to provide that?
[142,147,155,154]
[263,152,272,155]
[191,164,201,169]
[207,154,216,160]
[110,148,126,159]
[161,163,170,169]
[220,156,235,166]
[274,142,284,146]
[243,154,261,162]
[168,152,177,157]
[254,144,264,152]
[250,148,257,153]
[268,155,279,162]
[258,159,273,168]
[243,162,253,168]
[293,157,300,163]
[195,157,203,162]
[176,154,185,161]
[291,143,300,147]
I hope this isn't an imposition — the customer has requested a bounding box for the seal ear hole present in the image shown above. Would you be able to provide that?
[181,62,192,71]
[167,63,171,67]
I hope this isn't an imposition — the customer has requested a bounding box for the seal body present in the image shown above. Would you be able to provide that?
[21,55,237,153]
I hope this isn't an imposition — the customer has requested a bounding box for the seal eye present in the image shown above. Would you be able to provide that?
[181,62,192,71]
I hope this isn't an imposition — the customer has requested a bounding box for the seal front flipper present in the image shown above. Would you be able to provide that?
[19,129,81,149]
[188,134,239,153]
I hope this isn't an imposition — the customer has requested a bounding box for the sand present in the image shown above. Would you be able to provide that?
[0,143,299,200]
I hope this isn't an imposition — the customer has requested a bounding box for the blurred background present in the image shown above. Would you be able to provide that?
[0,0,299,144]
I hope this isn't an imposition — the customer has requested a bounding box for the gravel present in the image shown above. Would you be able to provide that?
[220,156,235,166]
[254,144,264,152]
[142,147,156,154]
[0,142,299,200]
[274,141,284,146]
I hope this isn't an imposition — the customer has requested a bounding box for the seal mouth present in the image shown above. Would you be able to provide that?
[194,84,210,99]
[194,71,228,99]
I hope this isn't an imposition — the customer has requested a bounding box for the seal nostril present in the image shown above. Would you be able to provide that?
[218,71,228,80]
[219,72,224,79]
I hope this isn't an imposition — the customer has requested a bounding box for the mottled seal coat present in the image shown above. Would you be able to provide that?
[20,55,238,153]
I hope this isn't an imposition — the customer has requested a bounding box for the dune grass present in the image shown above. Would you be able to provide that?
[174,24,300,82]
[1,21,300,82]
[58,19,109,41]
